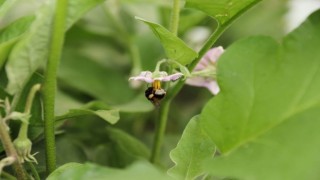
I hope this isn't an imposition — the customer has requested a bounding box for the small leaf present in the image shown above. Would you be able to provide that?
[47,163,82,178]
[201,10,320,180]
[55,109,120,125]
[168,116,215,180]
[47,161,172,180]
[136,17,197,65]
[185,0,262,25]
[6,0,105,94]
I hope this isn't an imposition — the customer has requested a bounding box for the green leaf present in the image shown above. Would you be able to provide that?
[0,16,35,68]
[46,163,82,178]
[201,10,320,180]
[33,135,88,174]
[58,48,135,104]
[6,0,104,94]
[168,116,215,180]
[56,109,119,125]
[47,161,172,180]
[185,0,262,25]
[136,17,198,65]
[113,94,154,113]
[107,127,150,162]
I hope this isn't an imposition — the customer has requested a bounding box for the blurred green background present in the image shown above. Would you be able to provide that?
[1,0,319,175]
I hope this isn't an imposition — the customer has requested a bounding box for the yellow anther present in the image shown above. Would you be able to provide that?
[152,80,161,90]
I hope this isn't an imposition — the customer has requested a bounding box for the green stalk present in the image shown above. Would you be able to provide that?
[0,118,27,180]
[150,0,180,164]
[150,99,171,163]
[188,25,226,71]
[43,0,68,174]
[17,84,41,141]
[168,0,180,35]
[1,171,17,180]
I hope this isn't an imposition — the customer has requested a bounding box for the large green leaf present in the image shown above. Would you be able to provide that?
[136,17,197,65]
[185,0,262,25]
[168,116,215,180]
[201,10,320,179]
[6,0,104,94]
[0,16,34,68]
[47,161,172,180]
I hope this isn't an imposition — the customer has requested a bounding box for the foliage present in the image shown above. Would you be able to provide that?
[0,0,319,179]
[201,10,320,180]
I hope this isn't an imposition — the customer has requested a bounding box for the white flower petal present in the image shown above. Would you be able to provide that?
[129,71,153,83]
[155,72,183,82]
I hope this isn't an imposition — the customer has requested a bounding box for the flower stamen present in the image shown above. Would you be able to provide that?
[153,80,161,90]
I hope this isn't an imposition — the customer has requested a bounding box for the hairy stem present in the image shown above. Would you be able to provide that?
[0,119,27,179]
[43,0,68,174]
[169,0,180,35]
[150,0,180,164]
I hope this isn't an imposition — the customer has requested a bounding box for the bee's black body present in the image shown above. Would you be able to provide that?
[145,87,166,106]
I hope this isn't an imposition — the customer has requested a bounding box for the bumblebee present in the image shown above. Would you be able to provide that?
[145,80,166,106]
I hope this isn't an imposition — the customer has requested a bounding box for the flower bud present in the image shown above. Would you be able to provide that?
[13,137,38,164]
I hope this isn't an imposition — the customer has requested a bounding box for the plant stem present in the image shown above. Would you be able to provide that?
[188,25,226,70]
[1,171,17,180]
[17,84,41,140]
[0,119,27,179]
[43,0,68,175]
[169,0,180,35]
[24,84,41,114]
[150,0,180,164]
[150,99,171,163]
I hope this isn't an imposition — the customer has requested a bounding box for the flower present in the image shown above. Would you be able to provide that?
[185,46,224,95]
[129,70,183,106]
[129,71,183,83]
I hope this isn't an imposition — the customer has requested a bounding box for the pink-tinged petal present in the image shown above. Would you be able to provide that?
[129,71,154,83]
[195,46,224,71]
[205,81,220,95]
[186,77,220,95]
[156,72,183,82]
